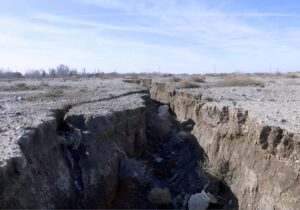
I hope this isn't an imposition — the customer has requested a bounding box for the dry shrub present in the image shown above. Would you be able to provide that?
[122,79,139,84]
[14,83,29,90]
[39,81,49,87]
[286,72,300,78]
[43,88,64,97]
[178,79,200,88]
[126,75,139,80]
[148,187,172,204]
[190,75,206,83]
[169,76,181,83]
[219,73,263,87]
[0,83,41,91]
[79,87,87,92]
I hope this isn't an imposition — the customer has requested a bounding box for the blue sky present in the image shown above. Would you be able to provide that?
[1,0,300,73]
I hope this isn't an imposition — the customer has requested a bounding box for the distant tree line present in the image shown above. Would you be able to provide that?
[0,68,23,78]
[0,65,81,78]
[26,64,79,78]
[0,64,170,79]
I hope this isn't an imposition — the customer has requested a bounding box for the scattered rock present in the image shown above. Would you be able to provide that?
[188,190,217,210]
[158,105,171,119]
[15,112,22,116]
[154,157,163,163]
[13,96,22,101]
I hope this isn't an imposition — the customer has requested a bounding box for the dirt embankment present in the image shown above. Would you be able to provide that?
[148,81,300,210]
[0,92,147,208]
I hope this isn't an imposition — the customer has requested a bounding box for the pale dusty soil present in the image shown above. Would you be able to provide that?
[0,78,146,164]
[165,76,300,133]
[1,75,299,166]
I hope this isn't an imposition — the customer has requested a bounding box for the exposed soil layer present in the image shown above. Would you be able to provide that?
[0,78,299,209]
[0,92,148,208]
[148,80,300,210]
[112,99,238,209]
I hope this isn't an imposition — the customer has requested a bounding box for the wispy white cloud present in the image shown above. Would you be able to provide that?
[1,0,300,72]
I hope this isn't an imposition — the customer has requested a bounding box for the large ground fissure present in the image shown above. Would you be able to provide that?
[58,96,238,209]
[112,99,238,209]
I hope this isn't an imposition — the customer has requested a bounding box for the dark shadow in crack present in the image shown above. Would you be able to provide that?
[112,97,239,209]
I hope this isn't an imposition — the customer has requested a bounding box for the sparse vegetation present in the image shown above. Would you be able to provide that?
[122,79,140,84]
[79,87,88,92]
[39,81,49,87]
[14,83,29,90]
[43,88,64,97]
[190,75,206,83]
[0,82,40,91]
[218,73,264,87]
[178,79,200,88]
[286,72,300,78]
[125,75,139,80]
[203,96,214,102]
[169,76,181,83]
[148,187,172,205]
[169,75,205,88]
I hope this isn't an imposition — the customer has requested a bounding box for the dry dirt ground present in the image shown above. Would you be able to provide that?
[1,75,299,169]
[0,74,299,209]
[170,75,300,133]
[0,78,146,166]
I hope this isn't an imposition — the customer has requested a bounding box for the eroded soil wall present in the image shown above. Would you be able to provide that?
[0,100,147,208]
[149,82,300,210]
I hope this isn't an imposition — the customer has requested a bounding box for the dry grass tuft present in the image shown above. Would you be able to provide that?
[43,88,64,97]
[14,83,29,90]
[218,73,264,87]
[286,72,300,78]
[178,79,200,88]
[79,87,88,92]
[39,81,49,87]
[148,187,172,205]
[169,76,181,83]
[0,82,40,91]
[122,79,140,84]
[190,75,206,83]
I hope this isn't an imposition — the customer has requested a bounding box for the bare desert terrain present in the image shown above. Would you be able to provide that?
[0,73,299,209]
